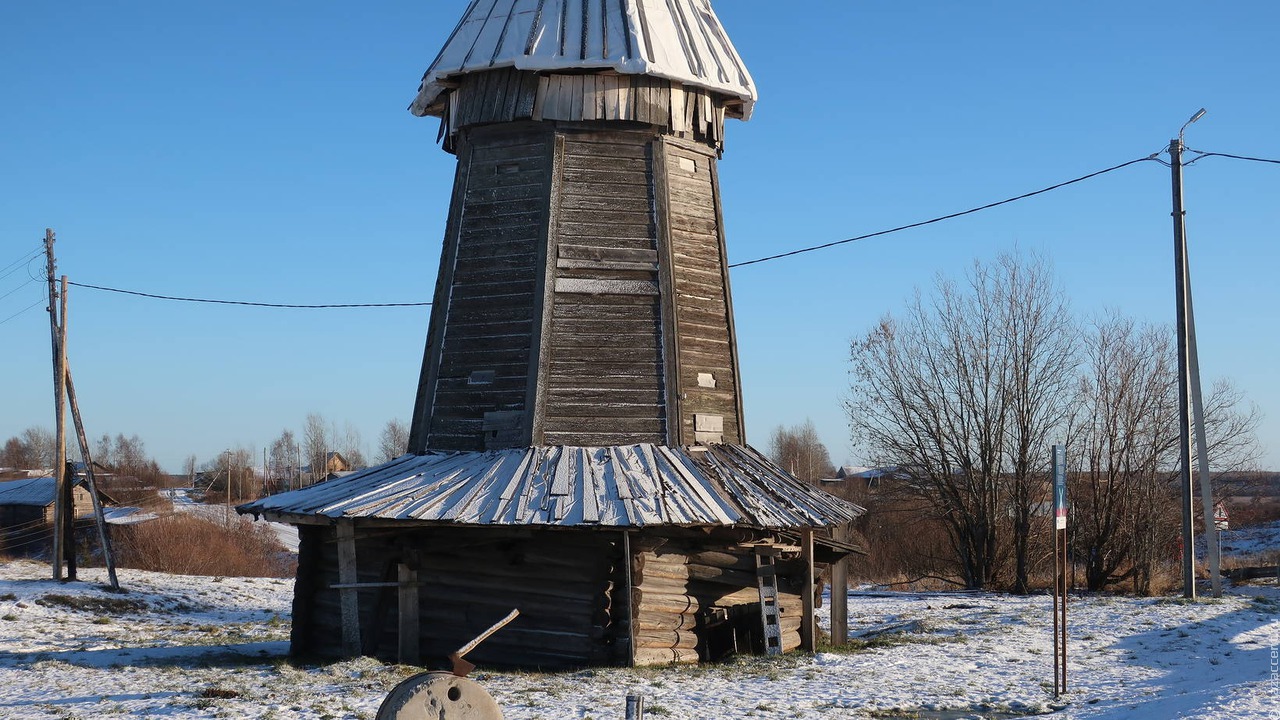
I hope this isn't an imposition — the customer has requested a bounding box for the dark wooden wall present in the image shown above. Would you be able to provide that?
[660,141,743,445]
[292,525,629,669]
[410,126,555,451]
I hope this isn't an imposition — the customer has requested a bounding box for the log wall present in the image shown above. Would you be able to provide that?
[630,543,803,665]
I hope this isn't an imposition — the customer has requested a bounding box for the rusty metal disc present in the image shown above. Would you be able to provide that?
[376,672,504,720]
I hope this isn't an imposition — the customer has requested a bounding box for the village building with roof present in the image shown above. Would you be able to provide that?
[241,0,865,670]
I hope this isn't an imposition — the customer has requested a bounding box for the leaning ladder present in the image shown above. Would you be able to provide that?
[755,548,783,655]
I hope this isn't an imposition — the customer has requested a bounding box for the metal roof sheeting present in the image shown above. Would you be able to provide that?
[410,0,756,119]
[239,445,862,529]
[0,477,57,507]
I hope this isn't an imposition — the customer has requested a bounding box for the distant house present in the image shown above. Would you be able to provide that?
[0,476,116,550]
[300,452,354,485]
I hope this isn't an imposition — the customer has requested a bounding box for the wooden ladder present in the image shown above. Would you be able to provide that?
[754,548,783,656]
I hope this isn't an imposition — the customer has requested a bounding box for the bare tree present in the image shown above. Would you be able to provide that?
[767,419,835,484]
[846,250,1076,591]
[20,427,55,468]
[336,422,367,470]
[1067,314,1261,593]
[0,426,55,469]
[269,429,300,492]
[302,413,330,486]
[377,419,409,465]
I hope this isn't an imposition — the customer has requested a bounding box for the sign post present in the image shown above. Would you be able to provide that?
[1051,444,1068,697]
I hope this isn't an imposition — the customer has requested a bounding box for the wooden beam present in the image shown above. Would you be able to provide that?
[623,530,636,667]
[830,527,849,647]
[335,520,361,657]
[398,562,421,665]
[800,527,815,652]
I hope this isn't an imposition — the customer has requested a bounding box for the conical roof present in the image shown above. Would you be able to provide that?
[410,0,756,119]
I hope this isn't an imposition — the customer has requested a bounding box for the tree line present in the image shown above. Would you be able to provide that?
[0,415,411,505]
[842,249,1260,595]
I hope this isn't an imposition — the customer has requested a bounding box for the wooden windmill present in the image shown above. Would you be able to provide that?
[242,1,863,670]
[406,0,756,453]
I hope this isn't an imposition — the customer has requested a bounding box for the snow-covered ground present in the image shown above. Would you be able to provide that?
[1,560,1276,719]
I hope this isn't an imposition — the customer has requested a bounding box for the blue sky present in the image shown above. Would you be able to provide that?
[2,1,1276,472]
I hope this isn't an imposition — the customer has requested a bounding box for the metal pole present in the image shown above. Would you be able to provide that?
[1170,138,1197,599]
[1052,526,1060,698]
[625,695,645,720]
[1186,277,1222,596]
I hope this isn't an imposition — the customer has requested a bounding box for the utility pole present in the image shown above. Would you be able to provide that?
[58,277,75,580]
[1169,108,1221,598]
[1170,132,1196,599]
[45,229,68,581]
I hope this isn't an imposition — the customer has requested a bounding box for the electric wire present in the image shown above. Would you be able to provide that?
[0,298,45,327]
[0,247,42,276]
[66,281,432,309]
[0,278,39,303]
[0,253,42,283]
[1184,148,1280,167]
[728,154,1161,268]
[29,149,1243,305]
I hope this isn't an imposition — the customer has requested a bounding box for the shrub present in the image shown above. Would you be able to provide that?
[114,514,295,578]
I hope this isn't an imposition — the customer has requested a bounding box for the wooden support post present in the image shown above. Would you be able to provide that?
[61,460,76,580]
[65,363,119,591]
[336,520,362,657]
[800,527,815,652]
[623,530,636,666]
[398,562,420,665]
[830,527,849,647]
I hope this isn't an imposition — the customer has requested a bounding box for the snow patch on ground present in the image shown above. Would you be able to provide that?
[2,560,1277,718]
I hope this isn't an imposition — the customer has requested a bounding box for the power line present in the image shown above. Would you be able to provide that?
[0,278,39,303]
[0,253,42,284]
[728,154,1161,268]
[0,247,42,276]
[0,298,45,327]
[1184,148,1280,167]
[66,281,432,309]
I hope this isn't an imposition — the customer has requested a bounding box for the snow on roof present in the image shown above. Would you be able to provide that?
[240,444,862,529]
[410,0,756,119]
[0,476,56,507]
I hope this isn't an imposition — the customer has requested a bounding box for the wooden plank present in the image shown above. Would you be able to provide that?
[554,278,659,296]
[336,520,361,657]
[398,563,420,664]
[801,527,815,653]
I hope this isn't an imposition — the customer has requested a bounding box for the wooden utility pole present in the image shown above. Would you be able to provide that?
[45,229,68,580]
[58,278,75,580]
[61,279,120,590]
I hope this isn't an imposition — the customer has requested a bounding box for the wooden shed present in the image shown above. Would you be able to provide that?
[242,0,865,669]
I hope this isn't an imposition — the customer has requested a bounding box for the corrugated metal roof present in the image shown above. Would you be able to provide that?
[410,0,756,119]
[0,477,56,507]
[239,445,862,529]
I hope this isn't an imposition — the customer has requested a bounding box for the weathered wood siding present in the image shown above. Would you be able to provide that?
[540,132,668,446]
[435,69,732,153]
[660,142,743,444]
[413,127,555,451]
[292,526,629,669]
